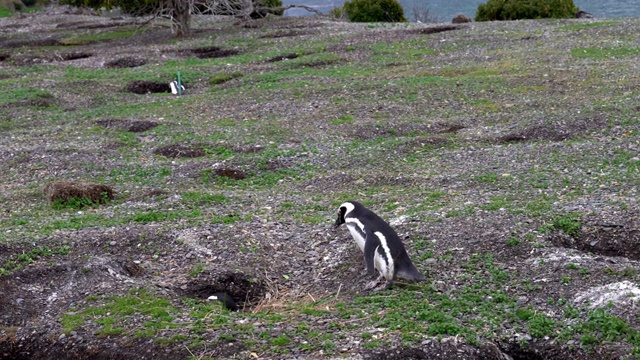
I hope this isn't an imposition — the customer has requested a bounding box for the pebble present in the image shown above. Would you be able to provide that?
[109,241,117,246]
[16,298,24,305]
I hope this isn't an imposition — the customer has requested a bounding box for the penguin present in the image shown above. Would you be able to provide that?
[334,201,425,291]
[207,292,239,311]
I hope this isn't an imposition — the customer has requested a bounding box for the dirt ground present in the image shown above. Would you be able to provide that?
[1,4,640,360]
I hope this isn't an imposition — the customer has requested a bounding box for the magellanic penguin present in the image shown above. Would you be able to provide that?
[334,201,425,291]
[207,292,239,311]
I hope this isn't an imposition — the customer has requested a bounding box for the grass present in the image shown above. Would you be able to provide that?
[60,28,138,45]
[558,21,618,31]
[2,13,640,359]
[571,47,640,60]
[0,245,70,275]
[0,7,12,17]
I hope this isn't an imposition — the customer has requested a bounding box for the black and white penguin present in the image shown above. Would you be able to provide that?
[334,201,425,291]
[207,292,239,311]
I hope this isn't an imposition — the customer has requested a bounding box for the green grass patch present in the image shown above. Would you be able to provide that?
[330,115,355,125]
[209,71,243,85]
[61,288,176,336]
[1,245,70,275]
[0,88,54,107]
[559,21,618,31]
[547,213,582,237]
[61,28,138,45]
[181,191,229,207]
[571,47,640,60]
[0,7,12,18]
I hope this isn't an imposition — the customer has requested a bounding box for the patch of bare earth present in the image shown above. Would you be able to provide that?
[1,6,640,360]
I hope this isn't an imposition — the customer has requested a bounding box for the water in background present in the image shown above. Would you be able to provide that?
[283,0,640,20]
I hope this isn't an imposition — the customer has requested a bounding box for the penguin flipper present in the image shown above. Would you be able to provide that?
[363,229,378,277]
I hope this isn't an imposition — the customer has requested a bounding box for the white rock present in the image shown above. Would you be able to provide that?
[573,281,640,308]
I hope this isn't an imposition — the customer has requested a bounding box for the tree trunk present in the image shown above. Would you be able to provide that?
[170,0,191,37]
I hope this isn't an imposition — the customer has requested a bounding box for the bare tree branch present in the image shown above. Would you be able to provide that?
[261,4,323,16]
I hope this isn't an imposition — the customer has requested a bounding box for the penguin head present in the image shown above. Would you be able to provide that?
[334,201,356,228]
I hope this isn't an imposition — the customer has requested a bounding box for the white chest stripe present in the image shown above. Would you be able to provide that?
[345,217,365,233]
[346,224,366,252]
[374,231,394,278]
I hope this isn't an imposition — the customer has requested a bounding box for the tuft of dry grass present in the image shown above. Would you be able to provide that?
[43,180,114,205]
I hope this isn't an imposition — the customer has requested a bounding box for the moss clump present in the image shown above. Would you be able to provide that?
[343,0,406,22]
[475,0,578,21]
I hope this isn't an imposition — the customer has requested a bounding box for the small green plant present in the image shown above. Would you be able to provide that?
[209,71,243,85]
[528,313,556,338]
[189,263,205,276]
[182,191,228,207]
[0,245,71,275]
[0,7,13,17]
[51,191,112,210]
[270,334,292,346]
[548,213,582,237]
[343,0,406,22]
[476,0,578,21]
[506,237,521,246]
[330,115,355,125]
[571,47,640,60]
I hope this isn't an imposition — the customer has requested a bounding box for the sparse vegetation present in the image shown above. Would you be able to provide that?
[343,0,406,22]
[1,8,640,360]
[475,0,578,21]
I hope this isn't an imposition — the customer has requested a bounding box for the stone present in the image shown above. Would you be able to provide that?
[576,10,594,18]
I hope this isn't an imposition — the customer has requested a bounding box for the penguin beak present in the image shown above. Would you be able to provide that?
[334,207,346,228]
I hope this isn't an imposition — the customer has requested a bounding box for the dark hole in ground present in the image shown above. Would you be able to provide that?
[2,38,62,48]
[437,123,465,134]
[0,53,9,61]
[215,168,247,180]
[96,119,159,132]
[3,94,56,108]
[153,144,206,158]
[498,125,570,143]
[397,136,453,154]
[127,189,169,202]
[118,258,145,277]
[104,57,147,68]
[364,341,595,360]
[188,46,240,59]
[180,271,266,310]
[233,144,264,153]
[551,210,640,261]
[407,24,461,35]
[0,333,186,360]
[260,30,312,38]
[60,52,92,61]
[364,347,429,359]
[267,52,299,62]
[497,115,607,144]
[126,80,170,94]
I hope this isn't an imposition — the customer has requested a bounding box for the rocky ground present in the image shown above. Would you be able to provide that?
[1,5,640,360]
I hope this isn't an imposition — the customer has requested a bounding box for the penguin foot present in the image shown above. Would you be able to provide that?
[364,276,392,291]
[372,280,393,292]
[365,275,384,290]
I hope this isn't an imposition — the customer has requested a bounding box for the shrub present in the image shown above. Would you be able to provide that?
[475,0,578,21]
[343,0,406,23]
